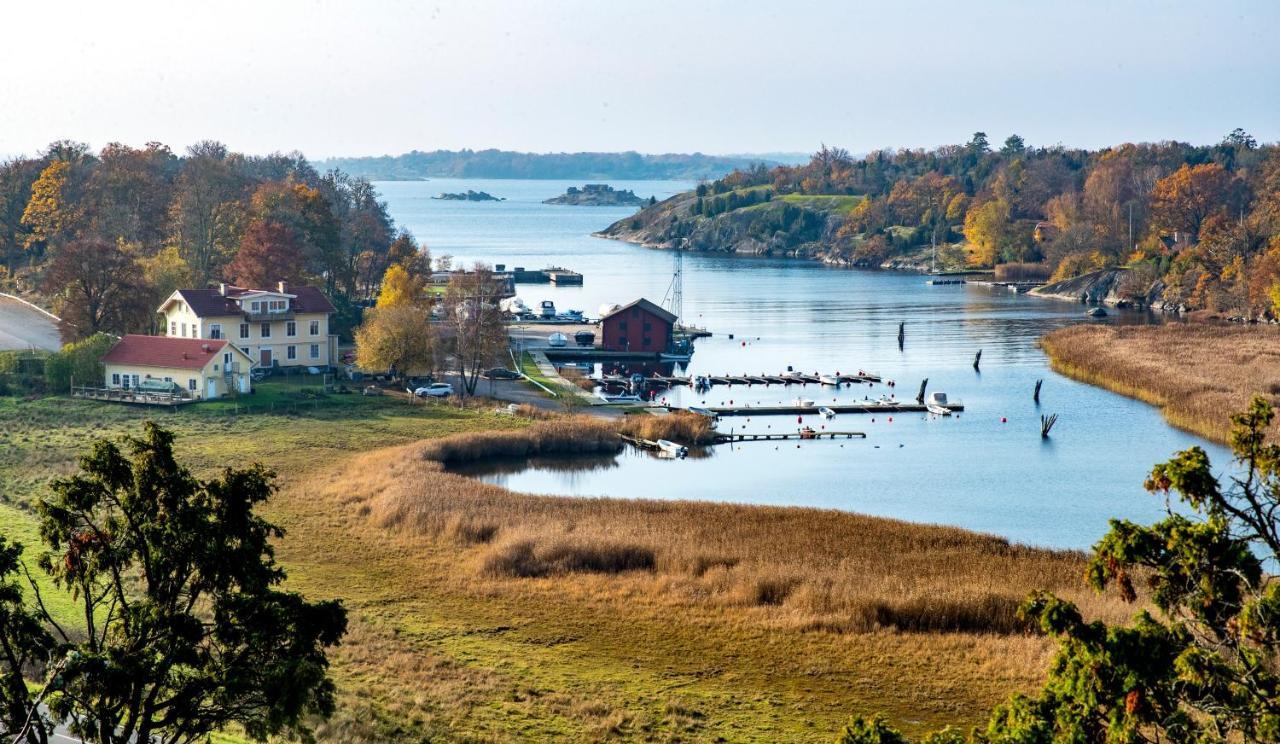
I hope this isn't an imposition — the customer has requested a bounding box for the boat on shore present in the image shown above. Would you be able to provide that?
[548,332,568,348]
[655,439,689,458]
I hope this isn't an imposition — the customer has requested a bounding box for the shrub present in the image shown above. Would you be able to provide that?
[44,332,115,392]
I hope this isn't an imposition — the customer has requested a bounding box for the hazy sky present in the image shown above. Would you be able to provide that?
[2,1,1277,159]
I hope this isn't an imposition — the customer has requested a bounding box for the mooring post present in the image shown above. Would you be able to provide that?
[897,322,905,350]
[916,378,928,403]
[1034,378,1043,404]
[1041,413,1058,438]
[973,349,982,371]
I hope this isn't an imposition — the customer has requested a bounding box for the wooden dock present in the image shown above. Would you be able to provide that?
[714,431,865,443]
[705,401,963,417]
[603,371,884,388]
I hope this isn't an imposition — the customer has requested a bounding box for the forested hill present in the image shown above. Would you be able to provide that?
[313,149,802,181]
[601,131,1280,319]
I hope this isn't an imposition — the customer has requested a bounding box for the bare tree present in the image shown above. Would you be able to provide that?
[443,263,507,399]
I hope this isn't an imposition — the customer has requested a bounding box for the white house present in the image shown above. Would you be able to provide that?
[157,281,338,370]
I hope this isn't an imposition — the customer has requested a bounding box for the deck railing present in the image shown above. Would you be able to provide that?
[71,386,194,406]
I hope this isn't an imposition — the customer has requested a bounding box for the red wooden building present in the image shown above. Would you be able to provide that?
[599,298,676,353]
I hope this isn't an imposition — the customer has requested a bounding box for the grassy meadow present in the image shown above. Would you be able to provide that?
[0,383,1135,741]
[1040,323,1280,443]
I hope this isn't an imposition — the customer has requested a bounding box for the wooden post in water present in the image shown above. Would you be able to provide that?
[972,349,982,371]
[897,322,905,350]
[916,378,928,404]
[1034,379,1043,404]
[1040,413,1058,438]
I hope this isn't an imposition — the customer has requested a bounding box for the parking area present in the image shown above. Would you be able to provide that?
[0,294,61,351]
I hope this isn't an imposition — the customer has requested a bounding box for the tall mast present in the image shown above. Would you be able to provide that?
[671,242,684,324]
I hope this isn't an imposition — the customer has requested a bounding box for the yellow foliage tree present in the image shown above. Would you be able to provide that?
[21,160,80,250]
[962,199,1010,267]
[354,304,437,380]
[375,264,427,309]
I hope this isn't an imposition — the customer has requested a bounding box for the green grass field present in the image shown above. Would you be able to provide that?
[0,382,1072,741]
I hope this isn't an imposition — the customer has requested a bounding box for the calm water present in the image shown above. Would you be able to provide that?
[378,178,1231,550]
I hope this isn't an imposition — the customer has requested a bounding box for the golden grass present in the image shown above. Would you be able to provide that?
[994,262,1052,281]
[290,436,1143,738]
[618,410,717,446]
[411,416,621,463]
[1041,323,1280,443]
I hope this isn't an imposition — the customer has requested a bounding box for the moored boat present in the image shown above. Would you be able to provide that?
[819,406,836,418]
[655,439,689,458]
[547,332,568,347]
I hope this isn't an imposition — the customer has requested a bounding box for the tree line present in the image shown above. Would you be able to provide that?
[0,140,417,340]
[706,130,1280,316]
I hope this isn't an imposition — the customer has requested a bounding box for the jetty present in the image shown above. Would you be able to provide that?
[714,431,865,443]
[703,400,963,417]
[602,371,884,388]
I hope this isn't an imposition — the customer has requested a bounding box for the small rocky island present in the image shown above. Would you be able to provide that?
[432,190,504,201]
[543,184,648,206]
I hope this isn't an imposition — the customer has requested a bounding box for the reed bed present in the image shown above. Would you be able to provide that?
[334,439,1135,637]
[617,410,717,446]
[412,416,621,463]
[994,262,1053,282]
[1041,323,1280,443]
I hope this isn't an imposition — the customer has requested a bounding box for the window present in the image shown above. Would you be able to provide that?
[239,323,249,339]
[223,352,232,365]
[163,376,172,382]
[286,321,296,337]
[287,345,297,360]
[112,373,120,386]
[169,321,176,336]
[260,322,271,338]
[132,374,140,388]
[309,320,320,335]
[213,364,219,372]
[240,346,250,357]
[122,375,130,389]
[209,323,222,339]
[309,344,319,359]
[643,322,652,332]
[188,378,197,391]
[180,322,187,336]
[251,301,261,312]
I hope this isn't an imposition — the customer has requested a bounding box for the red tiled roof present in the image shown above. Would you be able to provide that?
[172,285,335,317]
[600,298,677,324]
[101,335,229,370]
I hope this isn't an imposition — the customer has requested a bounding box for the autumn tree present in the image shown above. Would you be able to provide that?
[962,199,1011,267]
[375,264,428,309]
[0,424,347,743]
[225,219,304,289]
[443,264,508,398]
[21,161,83,252]
[168,141,246,283]
[41,237,149,340]
[354,303,437,380]
[1150,163,1236,242]
[0,158,43,271]
[136,245,197,322]
[85,142,177,249]
[386,229,431,280]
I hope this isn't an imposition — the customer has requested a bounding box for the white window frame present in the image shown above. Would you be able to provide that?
[287,345,297,360]
[209,323,222,340]
[260,322,271,338]
[309,344,319,359]
[112,373,120,386]
[239,323,249,339]
[286,321,297,337]
[309,320,320,336]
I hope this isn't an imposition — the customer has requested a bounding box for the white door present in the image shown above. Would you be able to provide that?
[238,375,250,394]
[206,378,218,400]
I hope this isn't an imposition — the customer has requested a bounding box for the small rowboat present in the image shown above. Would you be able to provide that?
[819,406,836,418]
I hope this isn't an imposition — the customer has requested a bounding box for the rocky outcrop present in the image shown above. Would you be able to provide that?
[545,184,646,206]
[433,190,504,201]
[1031,268,1170,309]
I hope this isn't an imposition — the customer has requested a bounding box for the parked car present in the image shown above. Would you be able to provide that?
[414,383,454,398]
[482,367,521,380]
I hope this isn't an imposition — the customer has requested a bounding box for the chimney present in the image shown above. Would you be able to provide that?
[201,343,211,352]
[219,283,228,296]
[277,280,288,293]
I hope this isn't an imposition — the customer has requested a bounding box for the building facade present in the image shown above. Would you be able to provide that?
[101,335,253,400]
[158,282,338,370]
[599,298,676,353]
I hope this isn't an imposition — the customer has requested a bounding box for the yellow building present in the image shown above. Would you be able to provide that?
[101,335,254,400]
[157,281,338,371]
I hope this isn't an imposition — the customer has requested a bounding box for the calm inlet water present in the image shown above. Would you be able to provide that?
[378,178,1231,550]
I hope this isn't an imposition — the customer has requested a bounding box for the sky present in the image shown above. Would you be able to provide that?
[2,0,1278,159]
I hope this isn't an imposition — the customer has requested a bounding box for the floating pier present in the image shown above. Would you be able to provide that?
[704,401,963,417]
[603,371,884,388]
[714,431,866,443]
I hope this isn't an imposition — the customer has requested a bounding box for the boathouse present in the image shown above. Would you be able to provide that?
[599,298,676,353]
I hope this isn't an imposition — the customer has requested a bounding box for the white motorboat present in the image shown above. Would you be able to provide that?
[793,397,816,408]
[925,391,953,416]
[547,332,568,348]
[655,439,689,458]
[819,406,836,418]
[819,374,841,386]
[596,390,643,403]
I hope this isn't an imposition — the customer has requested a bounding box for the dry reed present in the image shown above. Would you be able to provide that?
[1041,323,1280,443]
[617,411,716,446]
[994,262,1053,282]
[413,416,621,463]
[333,438,1137,637]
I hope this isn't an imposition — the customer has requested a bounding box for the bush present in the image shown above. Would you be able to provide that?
[44,333,115,392]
